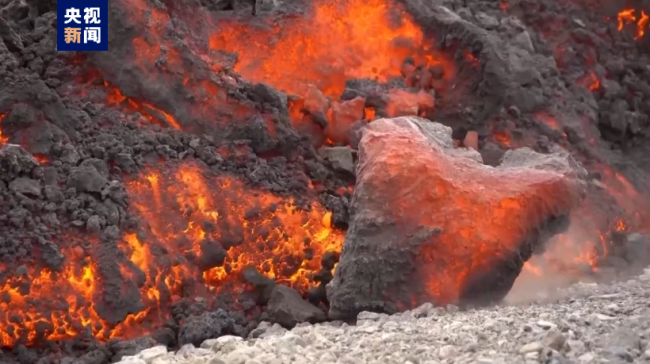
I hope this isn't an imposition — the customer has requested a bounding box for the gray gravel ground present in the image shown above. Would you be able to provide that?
[115,267,650,364]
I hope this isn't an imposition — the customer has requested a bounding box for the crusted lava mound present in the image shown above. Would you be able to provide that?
[327,117,586,319]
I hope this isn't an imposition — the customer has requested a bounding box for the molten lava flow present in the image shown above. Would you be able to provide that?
[365,107,376,121]
[617,9,649,39]
[600,165,650,229]
[32,154,49,164]
[208,0,451,98]
[641,11,650,38]
[618,9,635,29]
[385,89,435,117]
[73,71,181,129]
[0,113,7,145]
[75,0,455,145]
[0,163,342,347]
[0,242,177,347]
[0,253,108,346]
[579,71,600,91]
[492,132,511,147]
[535,112,560,130]
[69,1,271,132]
[126,163,342,292]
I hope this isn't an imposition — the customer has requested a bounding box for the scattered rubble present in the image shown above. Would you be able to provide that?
[113,269,650,364]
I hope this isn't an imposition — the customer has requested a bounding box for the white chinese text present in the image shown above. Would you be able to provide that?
[64,8,81,24]
[84,27,101,44]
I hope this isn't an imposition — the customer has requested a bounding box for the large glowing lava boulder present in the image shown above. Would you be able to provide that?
[327,117,586,319]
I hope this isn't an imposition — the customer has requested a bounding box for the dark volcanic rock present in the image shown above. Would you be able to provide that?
[267,285,327,328]
[197,239,228,271]
[241,265,276,305]
[318,146,356,175]
[177,309,241,346]
[8,177,40,196]
[109,336,159,362]
[93,227,146,325]
[0,144,38,181]
[327,117,586,319]
[66,165,109,193]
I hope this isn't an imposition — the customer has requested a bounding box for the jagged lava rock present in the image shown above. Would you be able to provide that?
[267,285,327,328]
[327,117,586,319]
[0,143,38,181]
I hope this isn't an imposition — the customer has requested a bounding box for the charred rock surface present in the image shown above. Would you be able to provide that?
[266,285,327,328]
[327,117,586,319]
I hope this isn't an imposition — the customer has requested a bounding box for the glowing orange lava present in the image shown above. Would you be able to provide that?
[493,132,511,147]
[126,163,343,291]
[74,71,181,129]
[208,0,452,98]
[365,107,376,121]
[617,8,649,39]
[0,163,342,347]
[600,165,650,229]
[535,112,560,130]
[33,154,49,164]
[0,113,7,145]
[358,119,582,305]
[5,0,648,348]
[579,71,600,91]
[0,258,107,346]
